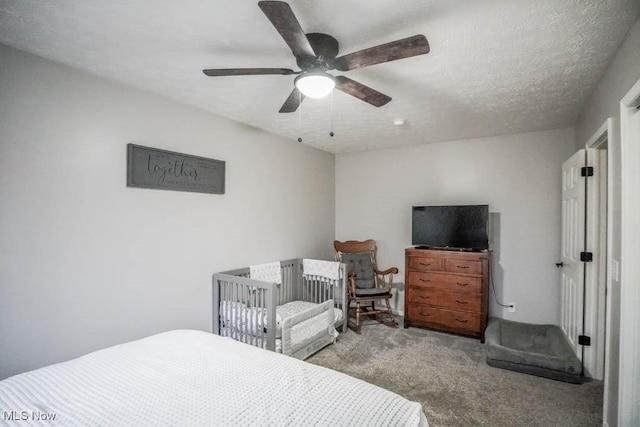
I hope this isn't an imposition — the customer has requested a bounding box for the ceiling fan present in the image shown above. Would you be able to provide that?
[202,1,430,113]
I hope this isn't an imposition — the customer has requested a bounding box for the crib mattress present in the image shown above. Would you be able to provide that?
[220,300,343,339]
[219,300,341,358]
[277,301,344,337]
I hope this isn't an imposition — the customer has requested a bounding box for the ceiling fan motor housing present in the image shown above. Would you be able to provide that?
[297,33,339,71]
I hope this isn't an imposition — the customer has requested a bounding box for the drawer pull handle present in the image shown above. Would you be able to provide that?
[419,295,430,299]
[457,265,470,269]
[419,312,431,317]
[419,262,431,267]
[456,282,469,286]
[456,300,468,305]
[456,318,468,323]
[420,278,431,282]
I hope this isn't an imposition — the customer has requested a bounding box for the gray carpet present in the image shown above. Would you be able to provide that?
[307,317,603,426]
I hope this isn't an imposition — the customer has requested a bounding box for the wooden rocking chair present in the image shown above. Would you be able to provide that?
[333,239,398,333]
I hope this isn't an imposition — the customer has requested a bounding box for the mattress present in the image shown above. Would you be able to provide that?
[220,300,340,356]
[0,330,428,426]
[220,300,344,338]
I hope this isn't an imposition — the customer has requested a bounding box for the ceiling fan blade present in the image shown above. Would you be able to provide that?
[332,34,429,72]
[203,68,295,77]
[334,76,391,107]
[279,87,305,113]
[258,1,315,59]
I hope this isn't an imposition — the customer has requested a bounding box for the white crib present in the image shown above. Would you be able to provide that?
[212,258,347,360]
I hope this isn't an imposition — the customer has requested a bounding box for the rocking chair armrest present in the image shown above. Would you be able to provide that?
[375,267,399,276]
[348,275,358,296]
[375,267,398,292]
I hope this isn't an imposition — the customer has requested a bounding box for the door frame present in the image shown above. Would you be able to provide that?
[619,78,640,425]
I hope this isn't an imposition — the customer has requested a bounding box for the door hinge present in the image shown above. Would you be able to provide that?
[581,166,594,177]
[580,252,593,262]
[579,335,591,346]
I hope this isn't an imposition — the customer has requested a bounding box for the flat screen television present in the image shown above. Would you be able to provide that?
[411,205,489,251]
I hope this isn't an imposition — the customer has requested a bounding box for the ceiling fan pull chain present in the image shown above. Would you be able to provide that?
[297,90,303,143]
[329,90,335,137]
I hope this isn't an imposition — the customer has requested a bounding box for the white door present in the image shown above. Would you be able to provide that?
[561,148,600,372]
[560,150,586,358]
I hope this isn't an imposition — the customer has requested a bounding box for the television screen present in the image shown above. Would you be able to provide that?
[411,205,489,250]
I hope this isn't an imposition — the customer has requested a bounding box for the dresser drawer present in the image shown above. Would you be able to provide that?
[407,272,481,293]
[408,256,443,272]
[444,258,482,275]
[406,305,481,333]
[406,286,435,305]
[407,287,481,312]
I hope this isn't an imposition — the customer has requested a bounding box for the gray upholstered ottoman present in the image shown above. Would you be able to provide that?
[484,317,582,383]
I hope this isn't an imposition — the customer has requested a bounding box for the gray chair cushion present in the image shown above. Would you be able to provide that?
[354,288,391,297]
[341,252,375,290]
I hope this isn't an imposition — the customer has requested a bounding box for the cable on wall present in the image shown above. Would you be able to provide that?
[489,255,513,308]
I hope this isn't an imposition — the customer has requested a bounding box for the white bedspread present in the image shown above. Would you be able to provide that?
[0,330,428,426]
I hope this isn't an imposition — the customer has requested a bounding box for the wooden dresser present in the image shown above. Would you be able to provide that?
[404,248,489,341]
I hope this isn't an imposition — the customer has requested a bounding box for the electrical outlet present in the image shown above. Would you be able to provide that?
[508,303,516,313]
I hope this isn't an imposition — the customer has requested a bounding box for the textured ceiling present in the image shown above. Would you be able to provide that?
[1,1,639,153]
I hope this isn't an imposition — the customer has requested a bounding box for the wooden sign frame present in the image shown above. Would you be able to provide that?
[127,144,225,195]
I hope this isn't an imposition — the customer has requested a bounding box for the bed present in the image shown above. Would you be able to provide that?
[212,258,348,360]
[0,330,428,426]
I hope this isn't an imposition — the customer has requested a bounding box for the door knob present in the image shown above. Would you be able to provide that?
[555,262,564,268]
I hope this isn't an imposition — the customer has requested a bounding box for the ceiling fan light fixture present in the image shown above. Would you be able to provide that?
[294,72,336,99]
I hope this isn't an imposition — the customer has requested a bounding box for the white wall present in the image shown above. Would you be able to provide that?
[335,129,575,324]
[0,44,335,380]
[574,17,640,427]
[576,18,640,147]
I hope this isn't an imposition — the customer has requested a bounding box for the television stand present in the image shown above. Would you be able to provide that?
[404,247,489,341]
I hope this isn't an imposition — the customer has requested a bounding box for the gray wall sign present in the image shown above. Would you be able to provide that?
[127,144,225,194]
